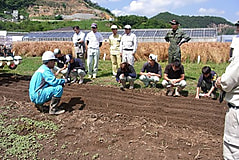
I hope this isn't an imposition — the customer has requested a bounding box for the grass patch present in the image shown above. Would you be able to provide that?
[0,104,59,159]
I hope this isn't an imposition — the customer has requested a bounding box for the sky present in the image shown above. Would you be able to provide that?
[92,0,239,23]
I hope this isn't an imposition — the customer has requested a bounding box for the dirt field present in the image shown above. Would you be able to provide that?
[0,73,226,159]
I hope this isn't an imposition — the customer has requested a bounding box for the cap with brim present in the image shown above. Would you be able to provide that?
[91,23,97,28]
[169,19,179,25]
[124,25,131,29]
[65,54,72,63]
[111,25,117,29]
[235,21,239,26]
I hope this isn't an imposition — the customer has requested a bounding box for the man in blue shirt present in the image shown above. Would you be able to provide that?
[29,51,67,115]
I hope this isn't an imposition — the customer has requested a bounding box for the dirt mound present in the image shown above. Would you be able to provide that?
[0,73,226,159]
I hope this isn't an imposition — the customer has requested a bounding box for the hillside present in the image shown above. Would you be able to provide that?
[151,12,233,28]
[0,0,113,20]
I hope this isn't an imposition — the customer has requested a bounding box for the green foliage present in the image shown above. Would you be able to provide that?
[0,105,59,159]
[83,0,114,16]
[117,15,148,29]
[152,12,233,28]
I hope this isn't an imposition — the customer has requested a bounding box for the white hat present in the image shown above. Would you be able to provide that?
[124,25,131,29]
[149,54,157,61]
[42,51,57,61]
[111,25,117,29]
[53,48,61,55]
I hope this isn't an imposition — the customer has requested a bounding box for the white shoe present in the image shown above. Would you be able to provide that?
[174,88,181,97]
[78,79,84,84]
[88,75,92,79]
[93,74,96,79]
[167,88,174,96]
[129,85,134,89]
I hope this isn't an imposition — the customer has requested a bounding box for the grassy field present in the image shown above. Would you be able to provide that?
[3,56,229,96]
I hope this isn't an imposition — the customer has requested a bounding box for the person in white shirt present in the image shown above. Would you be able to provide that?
[109,25,122,77]
[216,20,239,160]
[85,23,103,79]
[72,26,85,63]
[229,21,239,60]
[120,25,137,66]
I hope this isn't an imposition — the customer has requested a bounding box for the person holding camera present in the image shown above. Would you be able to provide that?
[73,26,86,64]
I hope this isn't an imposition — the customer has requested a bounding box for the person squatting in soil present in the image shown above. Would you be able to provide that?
[53,48,71,78]
[162,60,186,97]
[29,51,68,115]
[116,62,136,90]
[109,25,122,77]
[72,26,86,65]
[195,66,217,100]
[139,54,162,88]
[164,19,191,64]
[65,55,86,85]
[120,24,137,66]
[215,20,239,160]
[85,23,103,79]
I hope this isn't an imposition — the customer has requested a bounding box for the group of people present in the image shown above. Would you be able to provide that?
[28,19,239,159]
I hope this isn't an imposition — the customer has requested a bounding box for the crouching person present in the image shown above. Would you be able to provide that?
[65,55,86,84]
[139,54,162,88]
[116,62,136,90]
[195,66,217,99]
[162,60,186,96]
[29,51,67,115]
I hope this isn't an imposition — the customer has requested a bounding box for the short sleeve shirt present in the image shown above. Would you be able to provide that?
[85,31,103,49]
[197,71,217,87]
[164,64,184,79]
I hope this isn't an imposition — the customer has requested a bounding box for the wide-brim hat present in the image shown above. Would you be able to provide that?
[169,19,179,25]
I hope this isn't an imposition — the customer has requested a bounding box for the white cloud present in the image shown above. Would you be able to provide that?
[116,0,208,17]
[198,8,225,15]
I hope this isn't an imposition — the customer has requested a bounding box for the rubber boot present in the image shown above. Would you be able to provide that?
[49,97,65,115]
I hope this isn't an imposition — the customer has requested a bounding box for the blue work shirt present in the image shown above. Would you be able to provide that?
[29,64,65,103]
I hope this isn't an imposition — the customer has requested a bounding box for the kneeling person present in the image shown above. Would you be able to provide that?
[195,66,217,99]
[65,55,86,84]
[29,51,67,115]
[116,62,136,90]
[53,48,70,77]
[139,54,162,87]
[162,60,186,96]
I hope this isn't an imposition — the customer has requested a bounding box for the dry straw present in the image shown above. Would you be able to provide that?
[12,41,230,63]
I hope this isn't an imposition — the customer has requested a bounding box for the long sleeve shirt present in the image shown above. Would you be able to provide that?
[116,65,136,82]
[73,31,85,47]
[109,34,122,54]
[29,64,65,102]
[120,32,137,53]
[221,56,239,106]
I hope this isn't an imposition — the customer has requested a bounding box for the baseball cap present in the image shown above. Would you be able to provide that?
[124,25,131,29]
[149,54,157,61]
[53,48,61,55]
[65,54,72,63]
[91,23,97,28]
[235,21,239,26]
[111,25,117,29]
[169,19,179,25]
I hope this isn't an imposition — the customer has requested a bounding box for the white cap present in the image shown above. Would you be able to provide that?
[53,48,61,55]
[111,25,117,29]
[149,54,157,61]
[65,54,72,63]
[124,25,131,29]
[42,51,57,61]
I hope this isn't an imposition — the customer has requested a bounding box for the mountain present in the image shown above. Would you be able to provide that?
[0,0,114,20]
[151,12,233,28]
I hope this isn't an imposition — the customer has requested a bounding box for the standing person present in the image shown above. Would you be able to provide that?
[165,19,191,64]
[73,26,86,63]
[139,54,162,88]
[85,23,103,79]
[65,55,86,84]
[195,66,217,99]
[53,48,70,77]
[229,21,239,59]
[215,21,239,160]
[162,60,186,97]
[116,62,136,90]
[109,25,122,77]
[29,51,67,115]
[120,25,137,66]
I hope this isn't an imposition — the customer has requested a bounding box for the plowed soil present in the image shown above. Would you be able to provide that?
[0,73,226,160]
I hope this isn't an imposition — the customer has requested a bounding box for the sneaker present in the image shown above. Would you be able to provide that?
[174,88,181,97]
[129,85,134,89]
[211,93,217,100]
[88,75,92,79]
[93,74,96,79]
[167,88,174,96]
[71,78,77,84]
[78,79,84,84]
